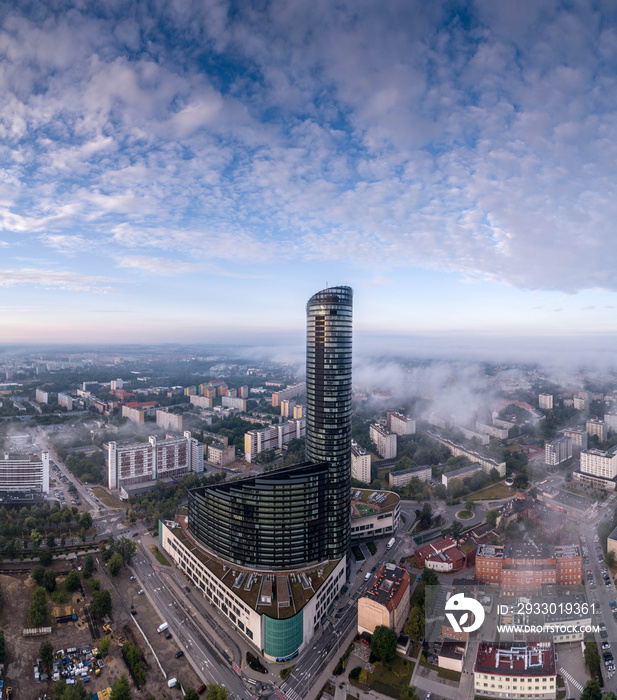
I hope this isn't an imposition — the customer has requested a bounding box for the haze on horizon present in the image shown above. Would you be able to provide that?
[2,1,617,345]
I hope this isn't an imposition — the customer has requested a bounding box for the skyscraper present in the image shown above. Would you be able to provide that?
[305,285,353,560]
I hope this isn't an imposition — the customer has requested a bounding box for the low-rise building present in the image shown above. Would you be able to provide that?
[350,489,400,543]
[474,640,556,700]
[441,463,483,488]
[357,563,410,635]
[388,465,431,489]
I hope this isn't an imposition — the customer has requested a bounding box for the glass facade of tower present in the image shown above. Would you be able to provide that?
[188,461,332,570]
[305,286,353,561]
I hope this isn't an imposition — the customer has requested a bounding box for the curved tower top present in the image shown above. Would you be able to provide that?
[305,285,353,560]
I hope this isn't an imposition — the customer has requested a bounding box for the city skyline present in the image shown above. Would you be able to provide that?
[2,2,617,344]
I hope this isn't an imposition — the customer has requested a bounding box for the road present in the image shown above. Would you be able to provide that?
[131,547,255,700]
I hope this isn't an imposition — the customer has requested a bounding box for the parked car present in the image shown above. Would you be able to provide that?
[175,651,184,658]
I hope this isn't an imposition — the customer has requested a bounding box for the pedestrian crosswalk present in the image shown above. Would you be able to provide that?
[559,666,583,692]
[279,682,302,700]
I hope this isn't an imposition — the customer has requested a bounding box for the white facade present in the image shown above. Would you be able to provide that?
[605,412,617,432]
[580,447,617,479]
[387,412,416,436]
[107,433,202,489]
[156,409,183,432]
[221,396,247,411]
[539,394,553,410]
[0,451,49,494]
[190,395,214,409]
[389,465,432,488]
[370,424,397,459]
[58,393,73,410]
[207,443,236,467]
[160,520,346,661]
[563,428,588,450]
[351,440,371,483]
[244,419,306,462]
[35,388,49,404]
[544,437,572,466]
[476,421,509,440]
[586,418,605,441]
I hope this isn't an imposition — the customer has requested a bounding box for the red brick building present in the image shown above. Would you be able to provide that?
[475,542,581,595]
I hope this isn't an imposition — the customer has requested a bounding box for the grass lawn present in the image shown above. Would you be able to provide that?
[350,657,413,699]
[456,509,474,519]
[92,486,124,509]
[148,544,171,566]
[472,483,515,500]
[438,667,461,682]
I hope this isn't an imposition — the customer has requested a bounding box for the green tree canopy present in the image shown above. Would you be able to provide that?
[580,679,602,700]
[39,639,54,672]
[370,625,397,662]
[91,589,112,618]
[111,673,132,700]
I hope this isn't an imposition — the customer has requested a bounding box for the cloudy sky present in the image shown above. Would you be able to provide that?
[2,0,617,346]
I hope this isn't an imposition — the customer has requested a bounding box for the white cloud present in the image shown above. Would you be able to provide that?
[0,268,118,292]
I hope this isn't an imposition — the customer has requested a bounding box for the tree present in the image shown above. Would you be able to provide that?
[43,569,57,593]
[111,673,132,700]
[448,520,464,539]
[31,564,46,586]
[46,533,56,549]
[405,605,424,640]
[580,679,602,700]
[83,554,94,578]
[65,570,81,592]
[421,568,439,586]
[206,685,229,700]
[108,552,123,576]
[99,636,111,656]
[513,473,529,489]
[29,586,49,626]
[485,509,498,526]
[39,548,53,565]
[79,512,93,531]
[184,690,200,700]
[606,551,616,568]
[91,589,112,618]
[39,639,54,673]
[370,625,397,662]
[489,467,500,482]
[52,680,90,700]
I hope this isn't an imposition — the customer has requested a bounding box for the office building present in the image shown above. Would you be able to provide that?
[357,564,410,635]
[389,464,431,489]
[350,489,400,543]
[539,394,553,410]
[544,437,572,466]
[387,412,416,436]
[369,424,397,459]
[305,285,353,561]
[156,409,183,432]
[474,641,556,700]
[475,543,581,594]
[161,286,353,661]
[351,440,371,483]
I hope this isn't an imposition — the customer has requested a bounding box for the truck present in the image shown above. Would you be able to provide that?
[387,537,395,550]
[157,622,169,634]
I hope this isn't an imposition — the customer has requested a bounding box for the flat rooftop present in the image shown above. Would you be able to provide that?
[168,516,339,620]
[475,641,555,676]
[351,488,399,518]
[362,563,409,611]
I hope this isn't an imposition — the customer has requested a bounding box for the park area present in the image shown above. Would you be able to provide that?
[353,503,379,517]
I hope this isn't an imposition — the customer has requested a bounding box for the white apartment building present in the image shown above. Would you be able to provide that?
[579,446,617,480]
[389,465,432,488]
[271,382,306,407]
[586,418,606,441]
[122,405,145,425]
[476,421,509,440]
[221,396,247,411]
[280,399,295,418]
[573,393,589,410]
[370,424,397,460]
[605,412,617,432]
[58,393,73,410]
[0,451,50,494]
[544,437,572,466]
[387,412,416,436]
[107,432,202,490]
[190,395,214,409]
[539,394,554,410]
[244,419,306,462]
[563,428,588,451]
[207,442,236,467]
[156,409,183,432]
[35,388,49,404]
[351,440,371,483]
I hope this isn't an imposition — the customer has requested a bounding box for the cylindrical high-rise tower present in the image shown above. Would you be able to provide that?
[305,285,353,560]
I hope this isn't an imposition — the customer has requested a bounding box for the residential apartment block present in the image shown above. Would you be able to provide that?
[58,392,73,410]
[539,393,553,410]
[271,382,306,407]
[544,437,572,466]
[386,412,416,436]
[244,418,306,462]
[369,424,397,459]
[156,409,183,432]
[357,564,410,635]
[351,440,371,483]
[389,464,431,489]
